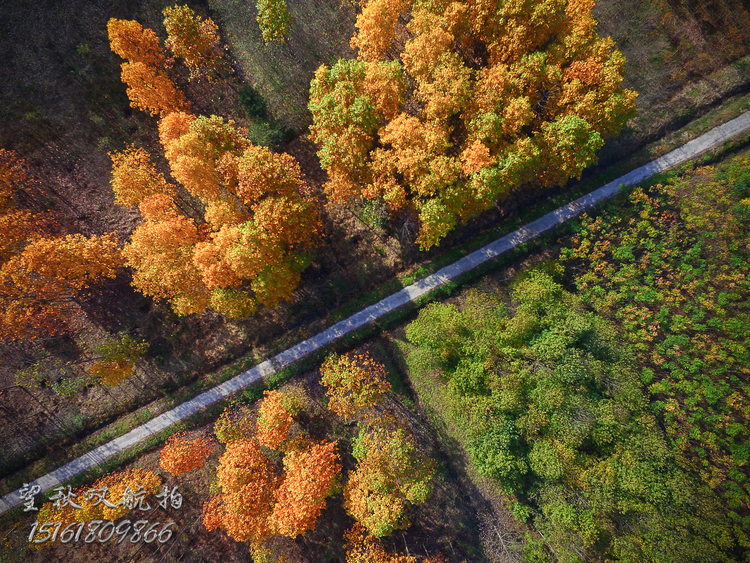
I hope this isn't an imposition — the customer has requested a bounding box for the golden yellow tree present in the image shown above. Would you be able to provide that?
[122,203,209,316]
[163,4,222,79]
[309,0,637,249]
[344,523,417,563]
[110,145,175,207]
[108,17,189,117]
[0,151,124,341]
[320,352,391,420]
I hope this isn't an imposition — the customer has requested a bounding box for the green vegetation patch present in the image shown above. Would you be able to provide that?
[563,152,750,552]
[404,274,737,562]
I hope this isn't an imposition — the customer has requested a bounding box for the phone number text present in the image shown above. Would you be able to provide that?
[29,520,175,545]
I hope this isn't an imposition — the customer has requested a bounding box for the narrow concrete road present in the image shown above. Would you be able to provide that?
[2,111,749,516]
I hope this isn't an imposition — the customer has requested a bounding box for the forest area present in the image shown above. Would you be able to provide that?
[1,0,750,560]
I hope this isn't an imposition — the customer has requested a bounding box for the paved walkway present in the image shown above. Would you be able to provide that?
[2,111,749,516]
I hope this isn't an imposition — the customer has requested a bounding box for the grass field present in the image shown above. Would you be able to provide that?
[207,0,357,131]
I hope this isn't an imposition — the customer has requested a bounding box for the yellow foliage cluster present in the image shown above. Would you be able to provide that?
[320,352,391,420]
[310,0,638,249]
[33,468,162,543]
[163,5,222,80]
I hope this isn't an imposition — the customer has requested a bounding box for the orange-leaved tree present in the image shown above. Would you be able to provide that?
[107,18,166,66]
[121,113,321,318]
[160,431,215,475]
[203,437,280,544]
[270,438,342,538]
[119,61,190,117]
[320,352,391,420]
[0,233,123,341]
[309,0,637,249]
[163,4,222,80]
[121,197,209,316]
[0,151,124,341]
[256,390,295,450]
[344,422,434,537]
[108,17,189,117]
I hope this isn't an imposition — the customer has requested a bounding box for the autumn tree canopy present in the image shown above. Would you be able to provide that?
[160,431,214,475]
[107,17,189,117]
[344,422,434,537]
[0,151,123,340]
[309,0,637,249]
[320,352,391,420]
[163,4,222,79]
[203,391,342,547]
[121,113,321,317]
[270,438,342,538]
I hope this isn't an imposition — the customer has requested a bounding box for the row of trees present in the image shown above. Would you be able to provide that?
[151,352,436,561]
[106,10,322,318]
[308,0,637,249]
[5,0,639,343]
[3,0,640,342]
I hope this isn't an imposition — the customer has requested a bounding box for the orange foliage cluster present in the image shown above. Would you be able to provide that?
[107,15,319,319]
[107,18,165,66]
[270,439,341,538]
[309,0,637,249]
[120,113,320,317]
[204,437,279,543]
[320,352,391,420]
[0,151,123,340]
[257,390,294,450]
[344,523,416,563]
[160,432,214,476]
[203,392,342,547]
[107,18,189,117]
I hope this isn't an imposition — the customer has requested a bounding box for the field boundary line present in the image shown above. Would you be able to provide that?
[1,111,749,515]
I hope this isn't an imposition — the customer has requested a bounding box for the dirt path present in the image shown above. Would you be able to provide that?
[2,110,749,516]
